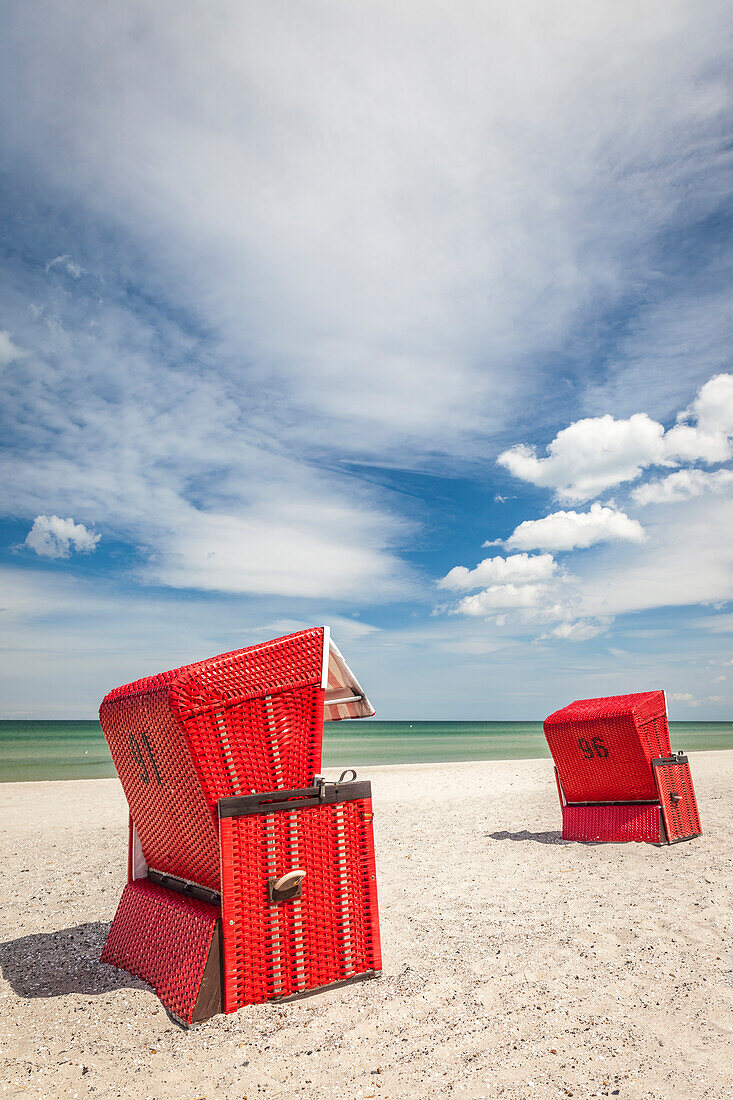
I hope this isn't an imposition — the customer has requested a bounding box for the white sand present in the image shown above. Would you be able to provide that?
[2,752,732,1099]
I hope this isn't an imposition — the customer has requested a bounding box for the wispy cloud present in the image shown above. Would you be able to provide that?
[0,2,731,714]
[545,619,610,642]
[632,467,733,505]
[45,254,86,278]
[0,329,27,367]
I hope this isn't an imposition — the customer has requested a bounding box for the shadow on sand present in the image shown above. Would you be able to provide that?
[0,922,146,999]
[488,829,569,845]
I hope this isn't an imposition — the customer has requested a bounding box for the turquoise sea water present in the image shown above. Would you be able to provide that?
[1,719,731,783]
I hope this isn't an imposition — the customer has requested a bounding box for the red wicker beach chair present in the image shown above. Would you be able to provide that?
[544,691,701,845]
[99,626,382,1025]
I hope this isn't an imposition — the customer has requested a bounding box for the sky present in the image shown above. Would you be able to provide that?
[0,0,731,720]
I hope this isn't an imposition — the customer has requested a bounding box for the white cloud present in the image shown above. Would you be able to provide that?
[632,466,733,505]
[498,374,733,501]
[456,583,546,616]
[0,2,731,622]
[547,619,609,641]
[1,2,731,464]
[148,503,411,600]
[439,552,556,592]
[505,502,645,551]
[497,413,667,500]
[571,495,733,619]
[668,693,727,708]
[691,614,733,634]
[45,254,86,278]
[663,374,733,464]
[0,329,27,366]
[24,515,100,559]
[446,491,732,633]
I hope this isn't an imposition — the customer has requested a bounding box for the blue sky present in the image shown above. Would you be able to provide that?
[0,1,731,719]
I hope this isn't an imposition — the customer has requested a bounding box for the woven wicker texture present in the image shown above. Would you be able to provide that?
[101,879,219,1025]
[178,684,324,806]
[104,627,325,712]
[654,761,702,841]
[544,691,668,802]
[100,684,221,890]
[562,804,662,843]
[220,797,381,1011]
[99,628,328,891]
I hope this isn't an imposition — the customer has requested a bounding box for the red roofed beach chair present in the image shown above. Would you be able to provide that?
[98,626,382,1025]
[544,691,701,845]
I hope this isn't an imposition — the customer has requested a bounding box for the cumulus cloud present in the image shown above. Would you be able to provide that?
[505,503,645,551]
[632,467,733,505]
[671,692,695,702]
[663,374,733,464]
[498,374,733,501]
[0,330,27,367]
[24,515,100,559]
[497,413,666,501]
[439,552,556,592]
[455,583,545,616]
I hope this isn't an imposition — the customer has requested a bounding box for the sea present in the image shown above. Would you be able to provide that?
[1,719,731,783]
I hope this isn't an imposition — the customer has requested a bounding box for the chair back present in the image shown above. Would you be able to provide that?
[544,690,671,803]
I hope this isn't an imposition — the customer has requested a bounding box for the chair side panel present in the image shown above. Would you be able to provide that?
[101,878,220,1026]
[634,700,672,760]
[654,761,702,841]
[100,685,220,891]
[220,797,381,1011]
[544,713,657,802]
[562,804,662,843]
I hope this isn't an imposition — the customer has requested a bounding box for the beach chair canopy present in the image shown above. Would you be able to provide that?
[544,690,701,844]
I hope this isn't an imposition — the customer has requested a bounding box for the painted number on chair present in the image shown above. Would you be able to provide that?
[578,737,609,760]
[129,731,163,785]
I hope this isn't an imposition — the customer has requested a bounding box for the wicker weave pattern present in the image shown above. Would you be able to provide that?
[99,629,329,890]
[100,684,221,890]
[105,627,325,710]
[654,761,702,841]
[178,685,325,805]
[562,804,662,843]
[544,691,667,802]
[220,797,381,1011]
[101,879,219,1025]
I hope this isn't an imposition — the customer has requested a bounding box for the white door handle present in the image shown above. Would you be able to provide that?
[268,868,306,903]
[274,869,306,892]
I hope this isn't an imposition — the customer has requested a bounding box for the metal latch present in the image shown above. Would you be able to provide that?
[268,869,306,903]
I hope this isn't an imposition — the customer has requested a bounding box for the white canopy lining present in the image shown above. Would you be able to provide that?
[321,627,375,722]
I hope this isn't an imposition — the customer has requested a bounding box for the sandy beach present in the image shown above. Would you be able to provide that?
[2,751,732,1100]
